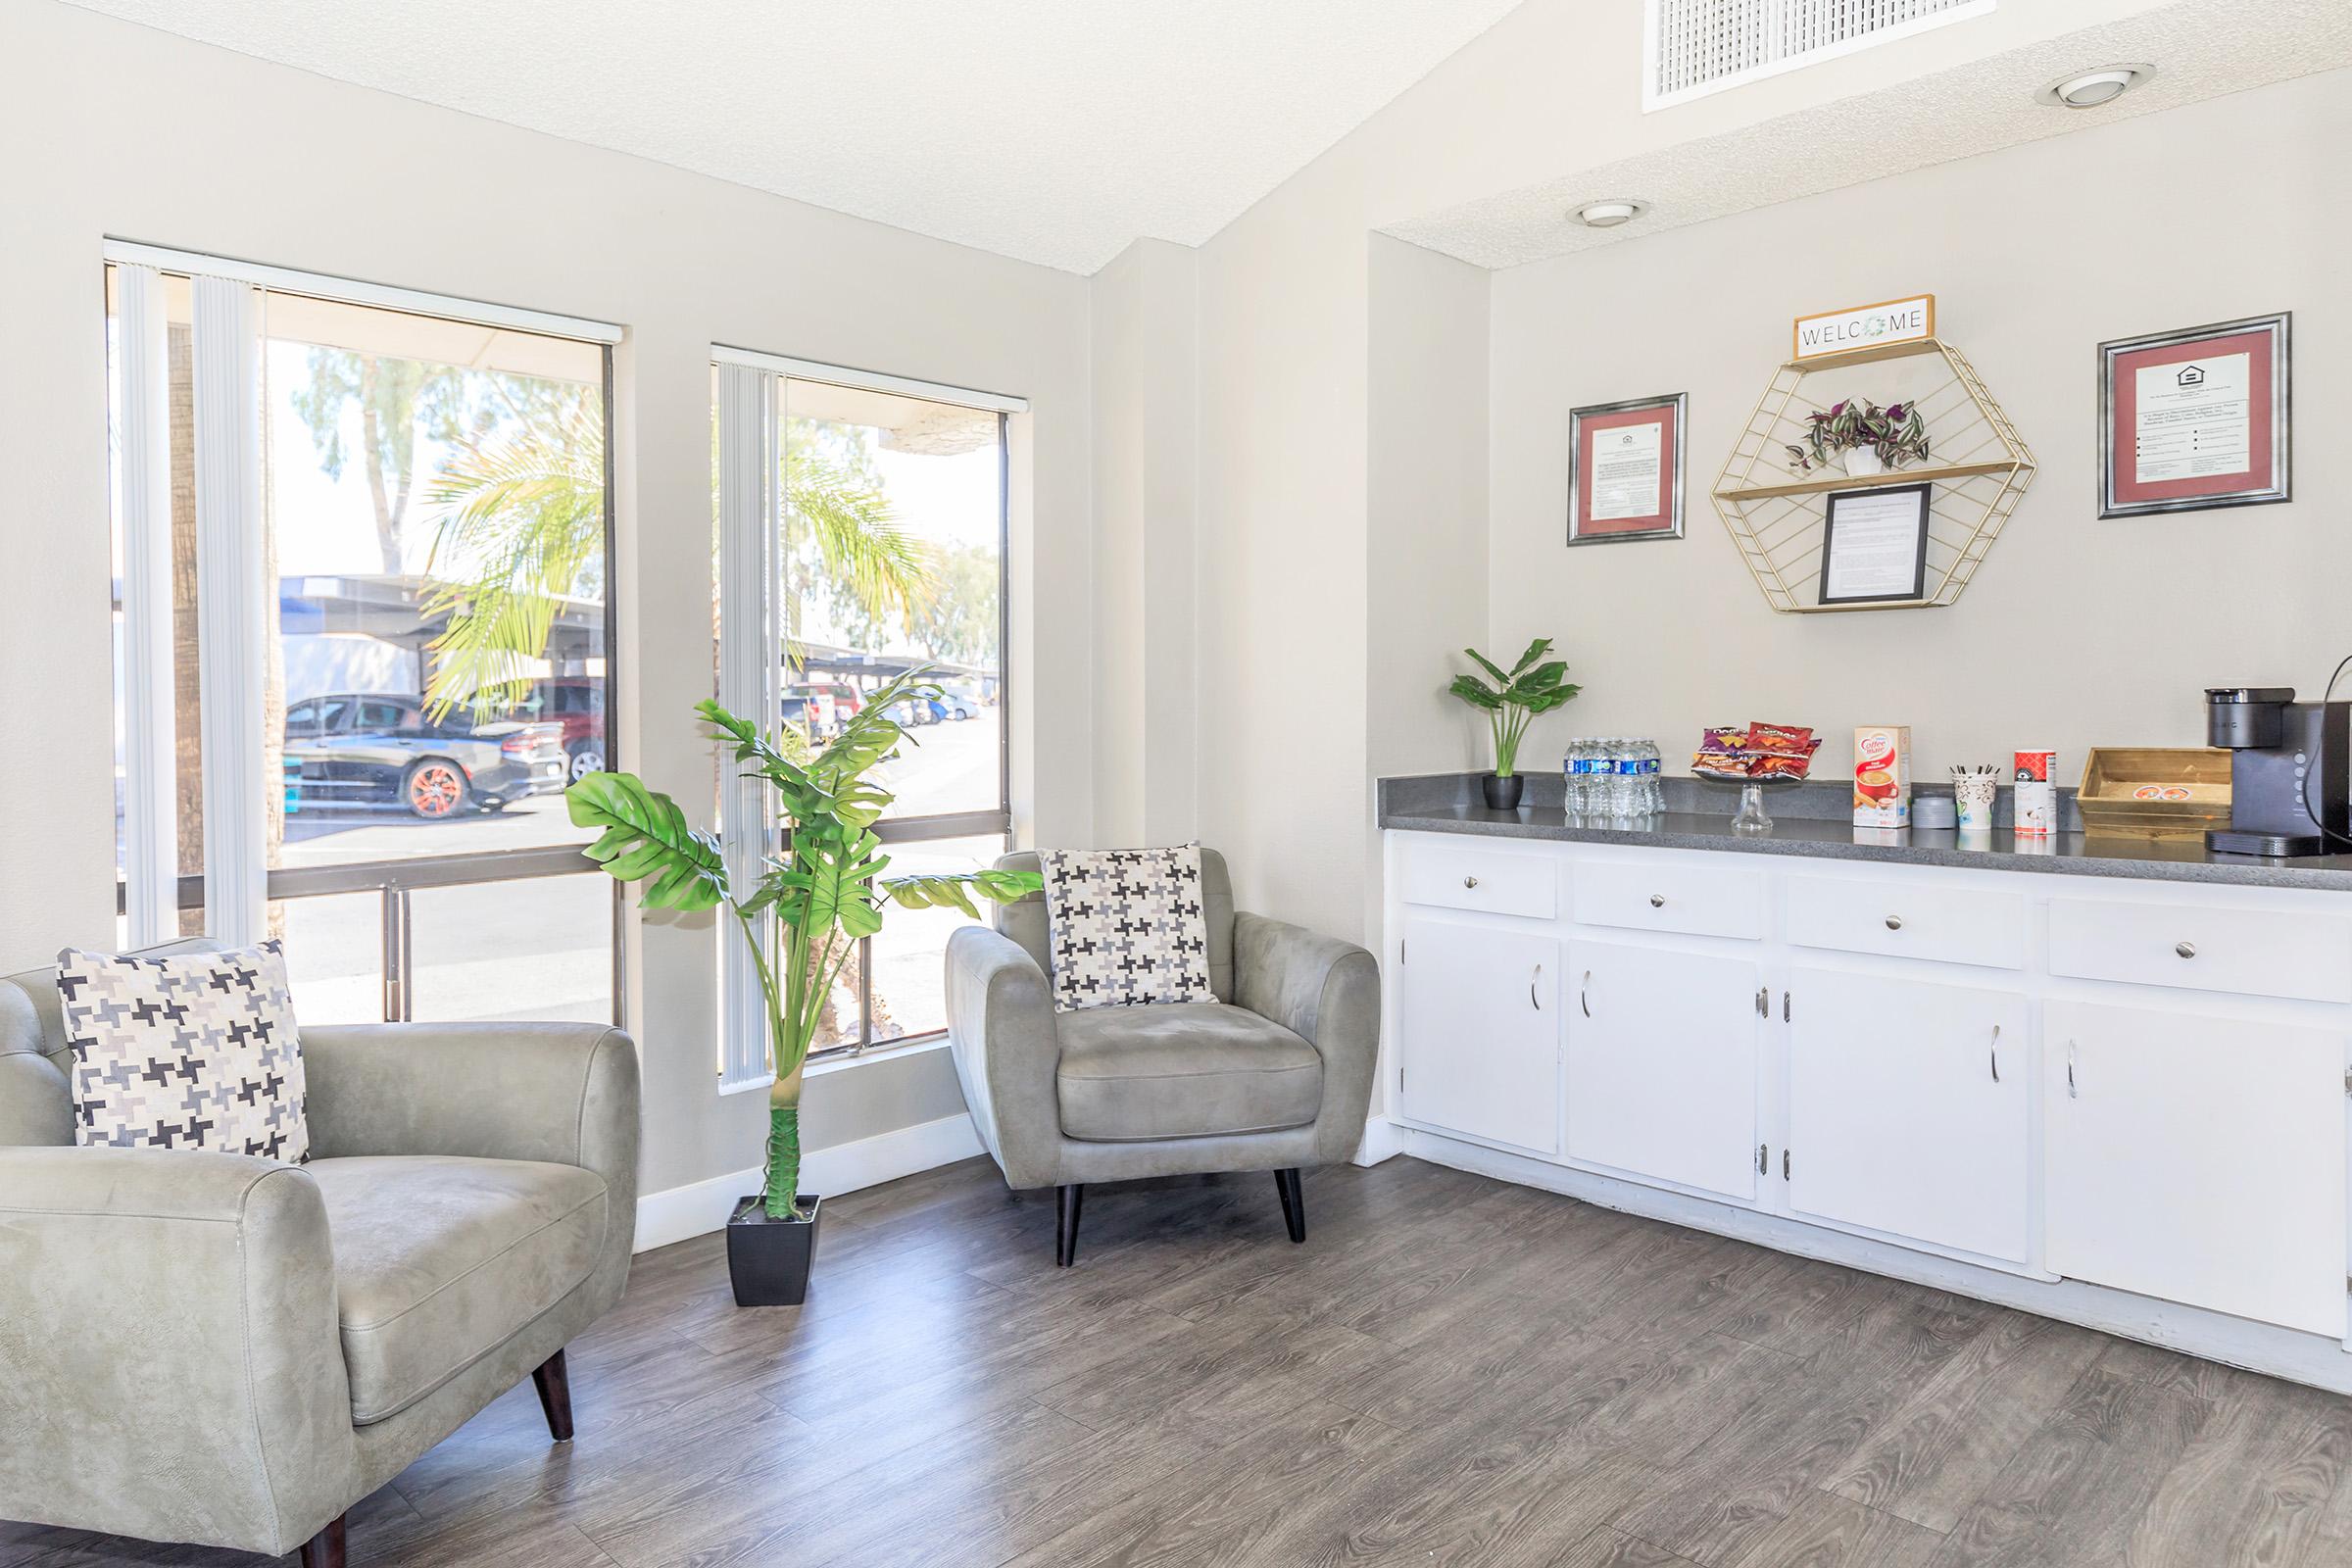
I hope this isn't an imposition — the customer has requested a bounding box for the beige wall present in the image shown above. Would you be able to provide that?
[1488,74,2347,781]
[1184,0,2291,956]
[1367,234,1491,932]
[0,0,1094,1195]
[1090,238,1200,847]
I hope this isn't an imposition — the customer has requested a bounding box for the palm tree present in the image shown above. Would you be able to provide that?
[418,391,933,720]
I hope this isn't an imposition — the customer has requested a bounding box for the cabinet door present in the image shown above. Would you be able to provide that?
[1398,913,1560,1154]
[2045,999,2347,1337]
[1788,968,2028,1262]
[1566,940,1759,1200]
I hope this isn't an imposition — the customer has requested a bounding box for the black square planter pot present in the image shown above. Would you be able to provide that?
[727,1194,822,1305]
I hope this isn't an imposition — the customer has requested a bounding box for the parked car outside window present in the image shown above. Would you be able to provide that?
[517,676,608,782]
[282,692,569,818]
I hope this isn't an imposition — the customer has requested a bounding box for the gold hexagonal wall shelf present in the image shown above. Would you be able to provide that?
[1712,337,2035,612]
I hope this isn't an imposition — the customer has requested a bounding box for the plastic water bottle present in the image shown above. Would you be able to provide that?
[1567,737,1594,815]
[1604,739,1633,819]
[1636,738,1663,815]
[1562,739,1585,814]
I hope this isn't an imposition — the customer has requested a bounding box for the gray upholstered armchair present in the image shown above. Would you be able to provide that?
[0,942,640,1568]
[945,849,1379,1264]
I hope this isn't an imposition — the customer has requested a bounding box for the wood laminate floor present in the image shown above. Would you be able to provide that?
[12,1154,2352,1567]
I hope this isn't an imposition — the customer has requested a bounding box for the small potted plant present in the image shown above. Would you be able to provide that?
[1786,397,1929,478]
[1448,638,1580,810]
[565,668,1039,1306]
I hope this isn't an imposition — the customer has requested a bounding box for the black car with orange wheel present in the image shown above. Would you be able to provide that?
[284,693,570,818]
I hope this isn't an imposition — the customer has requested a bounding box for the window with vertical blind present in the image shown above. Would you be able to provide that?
[711,348,1020,1089]
[104,245,623,1026]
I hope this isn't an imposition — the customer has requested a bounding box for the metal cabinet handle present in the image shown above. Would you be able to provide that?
[1530,964,1543,1010]
[2175,940,2195,958]
[1885,914,1904,931]
[1989,1023,2000,1083]
[1580,970,1592,1018]
[2067,1040,2078,1099]
[1463,875,1480,889]
[1649,893,1666,907]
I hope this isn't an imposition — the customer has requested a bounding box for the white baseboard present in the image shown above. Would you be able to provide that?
[631,1111,985,1253]
[1351,1114,1406,1167]
[1397,1124,2352,1396]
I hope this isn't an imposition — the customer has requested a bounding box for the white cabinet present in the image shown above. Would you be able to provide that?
[1566,939,1760,1201]
[1786,968,2029,1262]
[2044,999,2348,1337]
[1397,912,1560,1154]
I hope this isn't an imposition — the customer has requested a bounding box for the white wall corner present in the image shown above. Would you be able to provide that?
[631,1110,987,1252]
[1352,1114,1407,1167]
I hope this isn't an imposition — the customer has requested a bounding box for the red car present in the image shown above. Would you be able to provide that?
[524,678,607,782]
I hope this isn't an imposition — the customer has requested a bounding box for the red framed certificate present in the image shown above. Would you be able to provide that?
[1568,392,1685,546]
[2100,314,2289,517]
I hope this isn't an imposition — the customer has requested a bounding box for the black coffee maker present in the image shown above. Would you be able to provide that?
[2205,687,2350,858]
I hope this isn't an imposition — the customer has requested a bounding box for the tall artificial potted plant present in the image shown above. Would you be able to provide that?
[565,668,1040,1305]
[1448,638,1579,810]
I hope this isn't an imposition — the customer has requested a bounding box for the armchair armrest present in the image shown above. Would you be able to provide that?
[1234,912,1381,1165]
[303,1021,640,1298]
[0,1147,358,1555]
[945,926,1063,1189]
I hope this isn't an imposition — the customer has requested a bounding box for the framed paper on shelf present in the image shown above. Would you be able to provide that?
[2099,313,2289,518]
[1568,392,1685,546]
[1818,482,1931,606]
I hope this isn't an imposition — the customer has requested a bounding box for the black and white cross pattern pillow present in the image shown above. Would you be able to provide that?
[57,940,311,1162]
[1039,846,1215,1012]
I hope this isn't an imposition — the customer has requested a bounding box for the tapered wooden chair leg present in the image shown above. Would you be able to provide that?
[299,1512,347,1568]
[532,1347,574,1442]
[1275,1168,1306,1244]
[1055,1183,1085,1266]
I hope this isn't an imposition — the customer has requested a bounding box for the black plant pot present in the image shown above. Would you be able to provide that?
[1482,773,1526,811]
[727,1193,821,1306]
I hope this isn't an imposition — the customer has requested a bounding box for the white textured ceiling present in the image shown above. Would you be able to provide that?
[59,0,1524,274]
[1387,0,2352,270]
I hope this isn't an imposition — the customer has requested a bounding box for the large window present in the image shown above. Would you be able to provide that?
[712,355,1016,1074]
[106,252,620,1025]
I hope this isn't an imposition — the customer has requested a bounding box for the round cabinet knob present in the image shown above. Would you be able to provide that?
[1462,875,1479,889]
[1885,914,1904,931]
[1649,894,1666,907]
[2176,941,2196,958]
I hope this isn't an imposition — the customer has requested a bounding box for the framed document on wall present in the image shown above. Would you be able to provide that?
[1819,482,1931,606]
[2099,313,2290,518]
[1568,392,1685,546]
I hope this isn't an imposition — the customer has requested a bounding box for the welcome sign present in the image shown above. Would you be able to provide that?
[1791,294,1936,362]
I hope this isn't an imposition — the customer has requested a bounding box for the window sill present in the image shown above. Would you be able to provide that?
[716,1033,951,1097]
[807,1032,952,1079]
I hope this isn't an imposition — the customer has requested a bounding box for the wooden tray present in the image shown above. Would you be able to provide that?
[2077,748,2230,840]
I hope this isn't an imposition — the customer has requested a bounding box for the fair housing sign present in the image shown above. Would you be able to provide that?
[1792,294,1936,362]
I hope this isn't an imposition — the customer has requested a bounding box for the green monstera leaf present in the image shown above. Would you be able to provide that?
[566,770,730,912]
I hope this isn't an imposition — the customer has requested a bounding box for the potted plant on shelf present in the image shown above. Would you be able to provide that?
[1785,397,1930,478]
[564,668,1040,1306]
[1448,638,1580,811]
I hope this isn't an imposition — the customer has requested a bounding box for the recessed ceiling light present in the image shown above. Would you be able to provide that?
[2035,63,2154,109]
[1574,198,1647,229]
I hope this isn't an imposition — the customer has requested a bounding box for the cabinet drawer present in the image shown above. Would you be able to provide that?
[1570,858,1764,941]
[1788,875,2026,970]
[1399,839,1557,919]
[2048,898,2352,1004]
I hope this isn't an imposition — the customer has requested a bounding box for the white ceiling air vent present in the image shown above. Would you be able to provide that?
[1645,0,1996,110]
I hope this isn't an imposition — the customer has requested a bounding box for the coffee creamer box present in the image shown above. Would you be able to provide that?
[1853,726,1912,827]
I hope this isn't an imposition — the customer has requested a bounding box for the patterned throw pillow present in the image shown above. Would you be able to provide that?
[56,941,311,1162]
[1039,846,1216,1012]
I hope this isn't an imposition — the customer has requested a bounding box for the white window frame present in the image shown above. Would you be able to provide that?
[107,245,625,976]
[710,349,1023,1085]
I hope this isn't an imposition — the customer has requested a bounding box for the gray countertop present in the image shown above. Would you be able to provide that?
[1377,773,2352,893]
